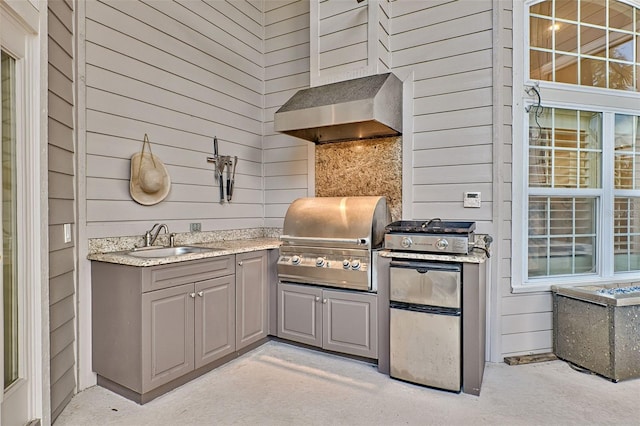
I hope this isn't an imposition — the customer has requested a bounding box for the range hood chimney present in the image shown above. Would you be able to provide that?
[274,73,402,144]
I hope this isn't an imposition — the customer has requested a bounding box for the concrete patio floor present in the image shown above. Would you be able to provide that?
[55,341,639,425]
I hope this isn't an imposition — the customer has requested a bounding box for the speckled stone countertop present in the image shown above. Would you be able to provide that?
[87,238,281,267]
[378,249,488,263]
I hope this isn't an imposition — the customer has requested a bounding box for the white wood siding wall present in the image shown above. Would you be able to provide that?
[48,0,76,420]
[318,0,368,74]
[499,0,552,357]
[377,0,390,72]
[84,0,265,238]
[391,0,494,225]
[387,0,551,359]
[263,0,311,227]
[78,0,551,359]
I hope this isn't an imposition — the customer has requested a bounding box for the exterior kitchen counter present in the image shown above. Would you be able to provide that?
[378,249,488,263]
[87,238,281,267]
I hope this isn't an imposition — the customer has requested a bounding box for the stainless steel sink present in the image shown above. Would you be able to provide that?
[126,246,222,258]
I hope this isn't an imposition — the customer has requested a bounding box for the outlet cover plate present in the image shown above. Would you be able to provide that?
[190,223,201,232]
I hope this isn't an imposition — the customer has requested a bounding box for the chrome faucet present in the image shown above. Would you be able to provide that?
[145,223,169,246]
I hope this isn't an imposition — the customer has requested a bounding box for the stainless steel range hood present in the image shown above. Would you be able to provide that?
[274,73,402,144]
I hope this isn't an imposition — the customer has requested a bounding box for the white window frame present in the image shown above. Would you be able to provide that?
[513,0,640,292]
[0,0,48,423]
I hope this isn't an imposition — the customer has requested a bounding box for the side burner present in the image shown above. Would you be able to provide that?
[384,219,476,255]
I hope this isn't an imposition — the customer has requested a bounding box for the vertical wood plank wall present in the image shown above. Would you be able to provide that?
[263,0,311,226]
[83,0,265,238]
[48,0,76,420]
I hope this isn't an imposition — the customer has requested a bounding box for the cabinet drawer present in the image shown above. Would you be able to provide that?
[143,256,235,292]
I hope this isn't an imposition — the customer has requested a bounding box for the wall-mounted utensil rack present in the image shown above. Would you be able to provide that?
[206,136,238,203]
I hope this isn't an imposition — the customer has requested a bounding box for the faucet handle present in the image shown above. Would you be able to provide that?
[169,233,176,247]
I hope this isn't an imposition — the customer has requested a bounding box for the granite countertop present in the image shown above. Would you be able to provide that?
[87,238,281,267]
[378,248,488,263]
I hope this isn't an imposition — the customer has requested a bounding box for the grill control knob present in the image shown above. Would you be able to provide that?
[401,237,412,248]
[435,238,449,250]
[343,259,351,269]
[351,260,361,270]
[291,255,301,265]
[316,257,325,267]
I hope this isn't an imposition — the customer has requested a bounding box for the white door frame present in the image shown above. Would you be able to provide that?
[0,1,49,425]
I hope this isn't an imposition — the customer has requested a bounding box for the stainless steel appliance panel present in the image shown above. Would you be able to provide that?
[390,307,461,391]
[278,196,391,291]
[281,196,390,249]
[389,261,461,309]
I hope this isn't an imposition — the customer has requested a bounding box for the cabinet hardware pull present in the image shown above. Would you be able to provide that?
[322,299,328,304]
[189,292,196,298]
[198,291,204,297]
[238,261,243,266]
[315,296,320,302]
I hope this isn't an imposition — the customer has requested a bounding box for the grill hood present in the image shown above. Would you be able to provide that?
[274,73,402,144]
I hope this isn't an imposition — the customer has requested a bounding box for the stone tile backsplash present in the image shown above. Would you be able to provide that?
[315,136,402,221]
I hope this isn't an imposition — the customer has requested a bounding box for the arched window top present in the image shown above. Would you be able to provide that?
[528,0,640,91]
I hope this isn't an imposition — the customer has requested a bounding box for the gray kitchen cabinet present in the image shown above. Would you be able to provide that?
[142,283,194,391]
[194,276,235,368]
[277,282,378,359]
[235,250,268,350]
[91,256,235,403]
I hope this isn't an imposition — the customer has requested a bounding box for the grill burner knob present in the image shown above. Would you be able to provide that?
[351,259,361,270]
[343,259,351,269]
[316,257,325,267]
[401,237,412,248]
[435,238,449,250]
[291,255,301,265]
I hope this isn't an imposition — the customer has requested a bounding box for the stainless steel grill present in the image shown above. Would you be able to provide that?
[277,196,391,291]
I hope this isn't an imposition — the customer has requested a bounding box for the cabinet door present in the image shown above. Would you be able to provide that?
[277,282,322,347]
[142,283,195,392]
[323,289,378,359]
[236,251,268,350]
[195,275,235,369]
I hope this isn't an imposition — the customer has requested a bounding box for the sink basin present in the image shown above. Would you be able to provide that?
[126,246,222,258]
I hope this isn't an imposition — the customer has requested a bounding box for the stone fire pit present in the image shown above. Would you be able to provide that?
[552,283,640,382]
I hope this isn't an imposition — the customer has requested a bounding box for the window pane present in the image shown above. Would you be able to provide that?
[556,0,577,21]
[556,22,578,54]
[530,16,553,49]
[609,31,633,62]
[530,0,552,17]
[1,50,18,389]
[530,50,553,80]
[609,0,633,31]
[580,26,606,57]
[609,62,634,90]
[581,0,606,27]
[528,108,602,189]
[581,57,607,87]
[615,115,640,189]
[528,197,597,278]
[556,54,578,84]
[614,197,640,272]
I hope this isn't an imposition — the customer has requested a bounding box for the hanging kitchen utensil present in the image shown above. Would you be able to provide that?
[228,156,238,202]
